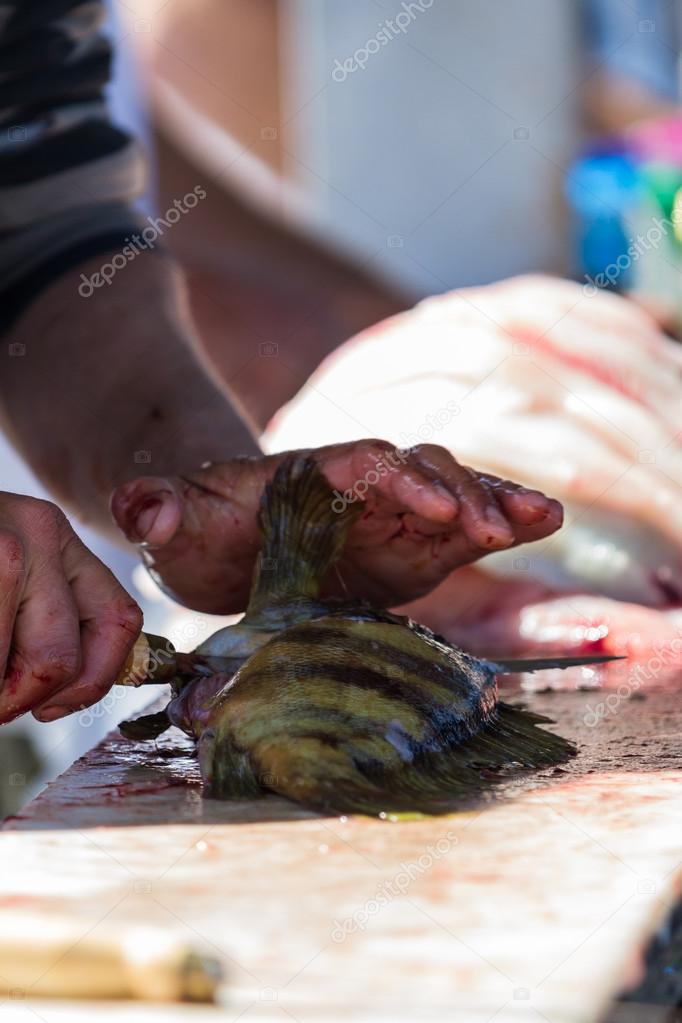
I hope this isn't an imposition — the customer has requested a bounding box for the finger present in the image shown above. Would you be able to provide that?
[32,534,142,721]
[320,442,459,522]
[110,477,183,548]
[0,562,81,724]
[479,474,564,529]
[0,529,26,680]
[410,446,515,549]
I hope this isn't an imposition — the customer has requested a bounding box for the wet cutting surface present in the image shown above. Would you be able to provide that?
[6,661,681,830]
[2,662,681,1023]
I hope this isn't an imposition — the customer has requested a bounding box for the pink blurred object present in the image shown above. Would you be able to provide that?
[264,276,682,665]
[628,114,682,166]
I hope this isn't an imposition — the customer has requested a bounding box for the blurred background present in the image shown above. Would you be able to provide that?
[6,0,682,814]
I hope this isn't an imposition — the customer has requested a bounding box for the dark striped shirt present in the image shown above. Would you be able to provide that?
[0,1,146,328]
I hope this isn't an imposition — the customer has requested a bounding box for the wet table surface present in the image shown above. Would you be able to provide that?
[2,661,682,1022]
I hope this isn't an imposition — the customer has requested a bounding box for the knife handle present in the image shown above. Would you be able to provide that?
[0,926,222,1001]
[116,632,181,687]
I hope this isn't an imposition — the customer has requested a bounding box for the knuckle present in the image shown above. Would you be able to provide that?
[410,443,438,459]
[360,439,395,464]
[99,597,143,638]
[0,529,26,575]
[32,645,81,685]
[367,439,391,454]
[117,598,144,634]
[27,499,67,538]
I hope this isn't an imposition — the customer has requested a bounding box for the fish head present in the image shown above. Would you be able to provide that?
[167,671,239,737]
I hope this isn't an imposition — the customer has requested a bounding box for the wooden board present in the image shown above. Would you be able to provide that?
[2,669,682,1022]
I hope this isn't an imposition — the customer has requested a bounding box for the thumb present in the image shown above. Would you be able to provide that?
[110,477,184,548]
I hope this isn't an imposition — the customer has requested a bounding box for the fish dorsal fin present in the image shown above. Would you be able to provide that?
[247,456,362,613]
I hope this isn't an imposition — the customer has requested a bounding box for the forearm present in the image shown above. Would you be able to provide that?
[154,129,409,430]
[0,250,257,540]
[0,2,257,536]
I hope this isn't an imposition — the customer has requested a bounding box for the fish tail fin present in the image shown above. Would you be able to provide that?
[248,455,362,612]
[486,654,624,675]
[488,700,577,763]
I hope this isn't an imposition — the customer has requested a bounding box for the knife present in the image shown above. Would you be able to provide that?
[0,918,223,1001]
[116,632,233,687]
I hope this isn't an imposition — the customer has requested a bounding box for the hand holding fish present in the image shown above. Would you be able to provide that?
[111,440,562,612]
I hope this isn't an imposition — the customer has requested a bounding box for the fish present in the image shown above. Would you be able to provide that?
[121,457,620,814]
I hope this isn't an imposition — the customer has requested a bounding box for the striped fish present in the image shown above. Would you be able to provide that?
[122,457,619,814]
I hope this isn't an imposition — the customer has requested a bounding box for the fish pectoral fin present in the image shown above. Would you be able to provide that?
[119,709,171,741]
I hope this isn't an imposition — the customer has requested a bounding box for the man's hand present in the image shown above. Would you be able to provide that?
[0,494,142,723]
[110,440,562,612]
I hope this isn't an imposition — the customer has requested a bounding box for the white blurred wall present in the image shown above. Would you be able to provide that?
[283,0,583,294]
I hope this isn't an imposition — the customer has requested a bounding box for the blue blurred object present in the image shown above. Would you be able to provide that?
[565,151,643,287]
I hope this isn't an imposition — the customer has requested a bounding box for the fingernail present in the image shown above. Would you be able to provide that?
[34,705,69,722]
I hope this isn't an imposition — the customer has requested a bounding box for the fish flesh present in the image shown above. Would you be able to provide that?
[121,458,617,814]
